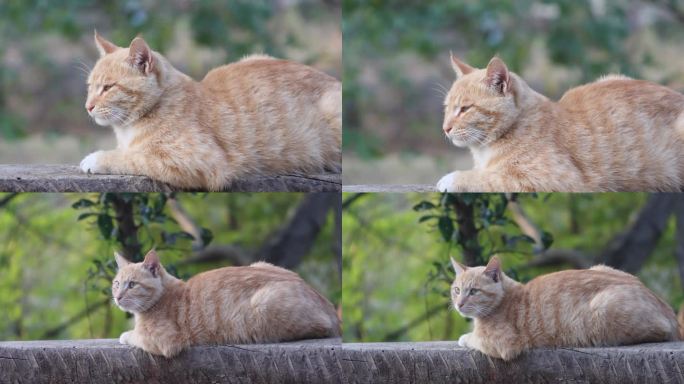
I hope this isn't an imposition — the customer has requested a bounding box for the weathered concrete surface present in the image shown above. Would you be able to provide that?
[342,184,436,193]
[0,338,342,384]
[2,339,683,383]
[0,165,341,192]
[340,341,684,384]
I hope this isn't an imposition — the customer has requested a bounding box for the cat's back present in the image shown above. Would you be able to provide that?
[525,266,638,293]
[186,262,301,292]
[558,77,684,116]
[514,266,679,346]
[200,55,339,95]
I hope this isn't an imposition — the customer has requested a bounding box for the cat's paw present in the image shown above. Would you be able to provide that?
[80,151,104,174]
[436,171,460,192]
[119,331,133,345]
[458,333,472,348]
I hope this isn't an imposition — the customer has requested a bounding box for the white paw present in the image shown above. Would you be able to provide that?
[437,171,459,192]
[458,333,471,348]
[80,151,103,173]
[119,331,133,345]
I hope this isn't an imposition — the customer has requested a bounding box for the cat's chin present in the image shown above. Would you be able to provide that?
[457,309,476,319]
[449,137,472,148]
[93,117,111,126]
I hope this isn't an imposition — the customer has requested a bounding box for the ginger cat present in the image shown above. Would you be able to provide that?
[438,55,684,192]
[451,256,680,361]
[113,250,341,357]
[81,32,341,191]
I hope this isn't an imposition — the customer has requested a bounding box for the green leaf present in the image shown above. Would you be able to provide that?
[200,227,214,247]
[437,216,454,242]
[418,215,437,223]
[77,213,98,221]
[97,214,114,239]
[72,199,96,209]
[413,201,436,211]
[541,231,554,250]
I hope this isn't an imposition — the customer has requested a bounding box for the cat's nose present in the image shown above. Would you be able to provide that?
[457,301,465,309]
[86,103,95,112]
[443,124,452,134]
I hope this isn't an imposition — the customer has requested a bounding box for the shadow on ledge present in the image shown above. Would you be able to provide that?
[0,165,341,192]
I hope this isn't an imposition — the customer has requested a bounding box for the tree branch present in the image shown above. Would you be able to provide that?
[0,193,18,208]
[167,195,203,251]
[42,298,110,339]
[382,304,448,341]
[259,193,336,269]
[600,194,676,273]
[453,197,482,266]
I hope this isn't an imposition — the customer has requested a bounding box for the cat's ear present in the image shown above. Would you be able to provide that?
[114,252,130,269]
[127,37,154,75]
[450,257,466,276]
[142,249,161,277]
[483,256,501,283]
[485,57,511,95]
[94,30,119,57]
[450,52,474,79]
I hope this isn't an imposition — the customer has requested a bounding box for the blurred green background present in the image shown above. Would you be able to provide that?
[0,0,340,163]
[0,192,340,341]
[342,192,684,342]
[343,0,684,184]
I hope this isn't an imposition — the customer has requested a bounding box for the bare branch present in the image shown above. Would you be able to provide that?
[167,195,203,251]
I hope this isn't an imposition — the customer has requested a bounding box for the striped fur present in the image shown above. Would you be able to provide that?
[438,55,684,192]
[450,257,680,361]
[112,250,341,357]
[81,32,341,191]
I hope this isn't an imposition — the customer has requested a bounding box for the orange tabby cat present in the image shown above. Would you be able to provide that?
[451,256,680,361]
[438,54,684,192]
[81,31,341,191]
[113,250,340,357]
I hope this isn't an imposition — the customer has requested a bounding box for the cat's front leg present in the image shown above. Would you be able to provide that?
[437,171,461,192]
[436,170,488,192]
[80,149,128,174]
[458,332,473,348]
[119,330,140,347]
[458,332,486,351]
[80,150,106,174]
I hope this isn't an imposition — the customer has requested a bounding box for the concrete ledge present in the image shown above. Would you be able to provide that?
[342,184,435,193]
[3,340,683,383]
[340,341,684,383]
[0,338,342,384]
[0,165,341,192]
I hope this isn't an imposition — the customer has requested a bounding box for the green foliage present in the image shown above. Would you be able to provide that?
[0,193,339,341]
[342,193,680,343]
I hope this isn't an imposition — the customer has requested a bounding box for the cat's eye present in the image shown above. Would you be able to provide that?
[469,288,478,296]
[453,287,460,295]
[102,84,115,92]
[128,281,136,288]
[460,105,471,113]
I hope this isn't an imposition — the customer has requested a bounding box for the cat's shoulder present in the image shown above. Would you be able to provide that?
[595,74,633,83]
[238,54,277,63]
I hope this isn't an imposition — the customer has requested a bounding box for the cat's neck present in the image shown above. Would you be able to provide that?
[473,274,523,325]
[111,54,194,133]
[134,272,185,320]
[469,80,553,169]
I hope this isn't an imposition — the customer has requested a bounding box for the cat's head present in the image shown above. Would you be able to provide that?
[450,256,505,318]
[442,55,521,147]
[85,31,163,127]
[112,249,166,314]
